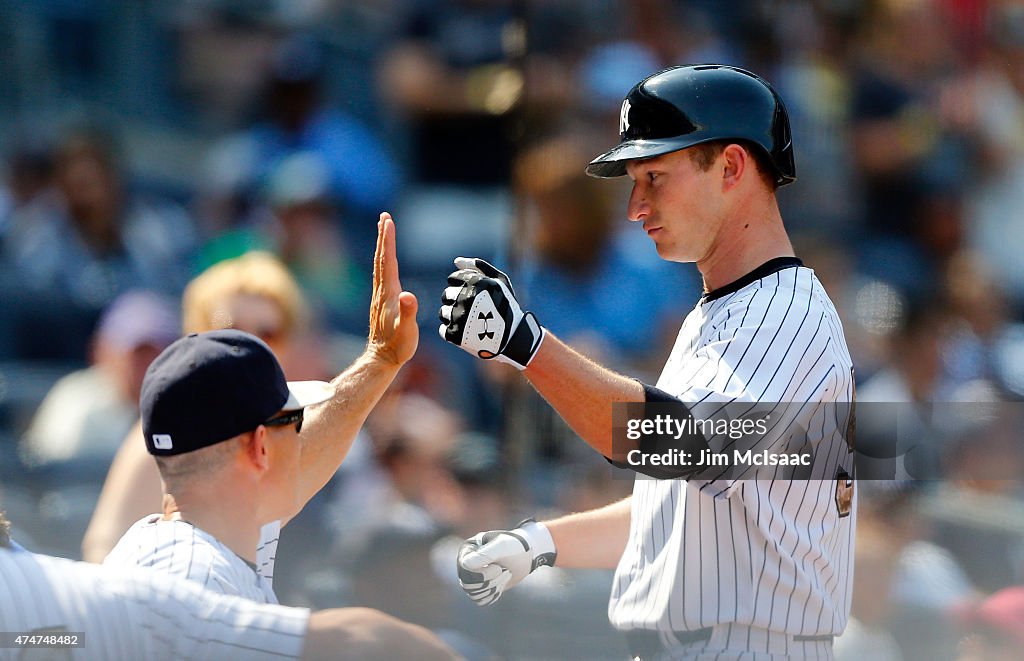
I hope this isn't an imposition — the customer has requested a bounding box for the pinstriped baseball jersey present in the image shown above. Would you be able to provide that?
[104,515,281,604]
[0,547,308,660]
[608,260,856,637]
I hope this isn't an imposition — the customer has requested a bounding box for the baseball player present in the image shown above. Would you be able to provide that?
[0,515,457,660]
[440,65,856,660]
[103,213,419,604]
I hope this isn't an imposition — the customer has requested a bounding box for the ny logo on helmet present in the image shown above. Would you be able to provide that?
[619,99,631,135]
[477,311,495,341]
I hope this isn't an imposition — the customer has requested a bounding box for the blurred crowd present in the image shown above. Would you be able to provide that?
[2,0,1024,658]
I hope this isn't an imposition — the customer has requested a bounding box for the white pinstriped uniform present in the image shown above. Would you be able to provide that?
[104,515,281,604]
[0,547,308,661]
[609,262,856,659]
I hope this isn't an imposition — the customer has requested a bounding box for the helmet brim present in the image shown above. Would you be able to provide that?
[585,135,797,186]
[585,136,712,178]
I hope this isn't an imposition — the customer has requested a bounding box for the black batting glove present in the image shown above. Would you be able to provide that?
[438,257,545,370]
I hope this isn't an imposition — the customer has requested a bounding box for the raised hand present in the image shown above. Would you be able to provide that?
[368,212,419,366]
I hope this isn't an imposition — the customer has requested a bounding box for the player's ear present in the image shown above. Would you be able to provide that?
[720,143,747,189]
[239,428,270,473]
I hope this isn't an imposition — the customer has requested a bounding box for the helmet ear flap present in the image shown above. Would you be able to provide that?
[770,96,796,186]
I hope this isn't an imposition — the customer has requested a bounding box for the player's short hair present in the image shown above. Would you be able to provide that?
[0,510,11,549]
[687,140,779,190]
[183,251,309,339]
[154,436,240,487]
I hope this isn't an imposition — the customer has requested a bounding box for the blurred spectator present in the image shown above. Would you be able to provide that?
[967,2,1024,313]
[859,299,950,404]
[5,126,197,300]
[167,6,281,131]
[0,137,54,241]
[774,2,862,238]
[576,0,735,131]
[849,0,978,298]
[857,299,963,479]
[943,251,1024,398]
[19,290,178,466]
[199,153,370,333]
[0,127,197,360]
[297,386,472,610]
[200,34,400,261]
[443,431,510,539]
[181,250,329,379]
[956,586,1024,661]
[351,528,453,630]
[379,0,525,187]
[835,518,906,661]
[933,422,1024,594]
[337,401,477,630]
[82,251,330,563]
[354,390,466,541]
[837,484,976,661]
[572,1,736,182]
[378,0,538,274]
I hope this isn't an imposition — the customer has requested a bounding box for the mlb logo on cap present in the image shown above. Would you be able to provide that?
[152,434,173,450]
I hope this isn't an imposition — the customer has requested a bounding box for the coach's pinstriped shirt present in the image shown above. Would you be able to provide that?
[608,261,856,637]
[104,515,281,604]
[1,548,308,660]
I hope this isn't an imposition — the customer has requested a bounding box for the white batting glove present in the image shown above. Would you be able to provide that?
[456,519,557,606]
[438,257,545,370]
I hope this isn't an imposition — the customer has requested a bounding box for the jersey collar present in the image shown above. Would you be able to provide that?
[702,256,803,303]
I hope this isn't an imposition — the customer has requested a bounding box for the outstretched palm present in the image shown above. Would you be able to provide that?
[368,212,418,366]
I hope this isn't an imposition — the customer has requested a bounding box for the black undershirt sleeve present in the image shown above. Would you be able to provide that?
[605,383,712,479]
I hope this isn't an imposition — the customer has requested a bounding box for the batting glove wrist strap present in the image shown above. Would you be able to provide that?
[514,518,557,571]
[439,257,545,370]
[499,313,545,370]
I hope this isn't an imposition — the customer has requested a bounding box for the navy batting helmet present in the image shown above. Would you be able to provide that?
[585,64,796,186]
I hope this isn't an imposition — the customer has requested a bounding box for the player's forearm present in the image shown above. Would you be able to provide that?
[544,496,632,570]
[524,332,644,459]
[297,351,403,505]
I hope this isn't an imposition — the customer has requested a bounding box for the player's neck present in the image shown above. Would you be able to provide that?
[697,200,794,293]
[162,491,260,563]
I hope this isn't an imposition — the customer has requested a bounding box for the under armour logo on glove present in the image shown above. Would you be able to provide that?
[439,257,545,370]
[477,312,495,341]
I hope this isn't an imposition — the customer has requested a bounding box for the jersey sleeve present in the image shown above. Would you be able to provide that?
[0,549,309,661]
[146,577,309,660]
[102,556,309,660]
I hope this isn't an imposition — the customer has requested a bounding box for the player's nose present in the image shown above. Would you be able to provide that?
[626,183,648,222]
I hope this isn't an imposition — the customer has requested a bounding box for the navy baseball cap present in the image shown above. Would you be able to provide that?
[140,329,333,456]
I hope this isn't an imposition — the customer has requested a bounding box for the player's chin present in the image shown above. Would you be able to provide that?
[651,239,682,261]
